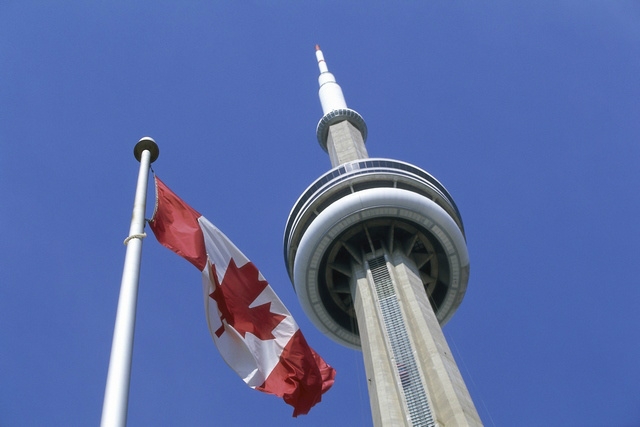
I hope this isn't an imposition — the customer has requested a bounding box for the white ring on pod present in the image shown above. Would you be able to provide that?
[293,187,469,349]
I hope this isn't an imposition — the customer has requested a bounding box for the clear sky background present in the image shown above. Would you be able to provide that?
[2,2,639,426]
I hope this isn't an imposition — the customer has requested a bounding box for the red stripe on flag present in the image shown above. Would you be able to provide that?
[257,329,336,417]
[149,177,208,271]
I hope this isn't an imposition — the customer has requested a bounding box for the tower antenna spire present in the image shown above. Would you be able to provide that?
[313,45,368,165]
[315,45,347,114]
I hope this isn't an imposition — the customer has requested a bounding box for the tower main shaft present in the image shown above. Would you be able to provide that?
[284,47,481,426]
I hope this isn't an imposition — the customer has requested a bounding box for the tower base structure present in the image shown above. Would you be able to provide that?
[284,160,483,425]
[354,248,481,426]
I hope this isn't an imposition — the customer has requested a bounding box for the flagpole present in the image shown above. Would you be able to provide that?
[101,137,159,427]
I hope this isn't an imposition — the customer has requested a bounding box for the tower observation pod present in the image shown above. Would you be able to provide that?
[284,47,482,426]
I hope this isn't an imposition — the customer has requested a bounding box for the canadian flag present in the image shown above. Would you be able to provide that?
[148,176,335,416]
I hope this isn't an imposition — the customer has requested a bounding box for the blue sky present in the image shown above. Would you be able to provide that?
[2,2,639,426]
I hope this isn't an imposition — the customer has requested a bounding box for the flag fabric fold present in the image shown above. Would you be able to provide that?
[148,176,335,416]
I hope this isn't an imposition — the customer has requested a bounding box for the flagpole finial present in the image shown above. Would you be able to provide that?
[134,137,159,163]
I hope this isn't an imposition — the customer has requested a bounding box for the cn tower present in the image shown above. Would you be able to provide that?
[284,46,482,426]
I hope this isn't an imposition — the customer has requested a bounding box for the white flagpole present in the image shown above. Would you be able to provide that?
[101,137,159,427]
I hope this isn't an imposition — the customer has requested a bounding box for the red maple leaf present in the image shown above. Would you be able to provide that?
[209,259,286,340]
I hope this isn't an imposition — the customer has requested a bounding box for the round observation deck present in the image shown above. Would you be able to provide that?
[316,108,368,152]
[284,159,470,349]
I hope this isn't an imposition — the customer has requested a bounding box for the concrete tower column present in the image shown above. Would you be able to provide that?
[353,247,481,426]
[326,120,368,167]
